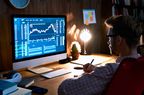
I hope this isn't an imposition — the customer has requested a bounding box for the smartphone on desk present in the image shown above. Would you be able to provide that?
[27,86,48,94]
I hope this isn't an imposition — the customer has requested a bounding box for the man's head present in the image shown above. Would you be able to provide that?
[105,15,142,55]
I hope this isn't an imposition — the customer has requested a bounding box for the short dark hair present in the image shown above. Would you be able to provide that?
[105,15,142,47]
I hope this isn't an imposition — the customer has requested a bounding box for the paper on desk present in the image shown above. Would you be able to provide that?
[70,55,113,65]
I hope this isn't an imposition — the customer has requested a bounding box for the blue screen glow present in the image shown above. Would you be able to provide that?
[12,15,66,61]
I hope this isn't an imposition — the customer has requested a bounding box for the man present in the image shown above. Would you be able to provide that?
[58,15,142,95]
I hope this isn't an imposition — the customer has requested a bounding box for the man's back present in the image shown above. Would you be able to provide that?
[104,57,144,95]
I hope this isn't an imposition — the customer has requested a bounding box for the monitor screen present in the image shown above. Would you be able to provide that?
[12,15,67,70]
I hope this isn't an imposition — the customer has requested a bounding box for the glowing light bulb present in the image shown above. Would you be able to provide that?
[80,28,92,54]
[80,28,91,42]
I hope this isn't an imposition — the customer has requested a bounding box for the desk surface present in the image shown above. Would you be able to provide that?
[20,54,117,95]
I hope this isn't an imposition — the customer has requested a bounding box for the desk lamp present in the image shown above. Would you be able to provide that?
[80,28,92,54]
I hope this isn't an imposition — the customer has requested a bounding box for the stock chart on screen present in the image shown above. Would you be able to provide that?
[13,16,66,60]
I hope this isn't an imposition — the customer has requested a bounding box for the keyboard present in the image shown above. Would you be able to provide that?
[41,68,71,78]
[27,67,53,74]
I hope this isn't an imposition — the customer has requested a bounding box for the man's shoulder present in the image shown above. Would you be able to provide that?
[106,63,119,72]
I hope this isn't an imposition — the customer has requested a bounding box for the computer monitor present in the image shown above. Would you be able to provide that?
[12,15,67,70]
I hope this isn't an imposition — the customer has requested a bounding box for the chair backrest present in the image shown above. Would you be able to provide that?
[103,56,144,95]
[137,45,144,56]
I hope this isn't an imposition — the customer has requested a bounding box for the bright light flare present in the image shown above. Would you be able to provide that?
[80,28,92,42]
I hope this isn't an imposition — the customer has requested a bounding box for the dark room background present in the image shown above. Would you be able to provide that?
[0,0,112,71]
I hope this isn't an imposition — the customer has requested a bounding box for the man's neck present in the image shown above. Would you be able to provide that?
[116,47,140,64]
[119,46,139,57]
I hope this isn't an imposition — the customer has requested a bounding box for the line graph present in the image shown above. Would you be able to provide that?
[28,19,65,41]
[29,23,56,41]
[29,24,57,35]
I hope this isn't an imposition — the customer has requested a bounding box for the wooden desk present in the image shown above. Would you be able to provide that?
[20,54,117,95]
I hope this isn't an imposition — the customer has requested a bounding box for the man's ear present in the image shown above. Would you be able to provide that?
[117,36,127,47]
[116,36,123,46]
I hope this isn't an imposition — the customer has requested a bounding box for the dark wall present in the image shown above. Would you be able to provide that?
[100,0,112,54]
[0,0,111,71]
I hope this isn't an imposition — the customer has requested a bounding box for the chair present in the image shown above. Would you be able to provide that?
[137,45,144,56]
[103,56,144,95]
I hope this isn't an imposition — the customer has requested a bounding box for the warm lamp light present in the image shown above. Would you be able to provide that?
[80,28,92,54]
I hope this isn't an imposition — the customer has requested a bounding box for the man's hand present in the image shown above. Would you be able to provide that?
[83,63,95,73]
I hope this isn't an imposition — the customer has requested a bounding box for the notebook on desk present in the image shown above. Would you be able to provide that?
[70,55,114,66]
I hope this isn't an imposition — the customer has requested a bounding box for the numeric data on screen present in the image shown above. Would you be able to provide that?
[13,17,66,60]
